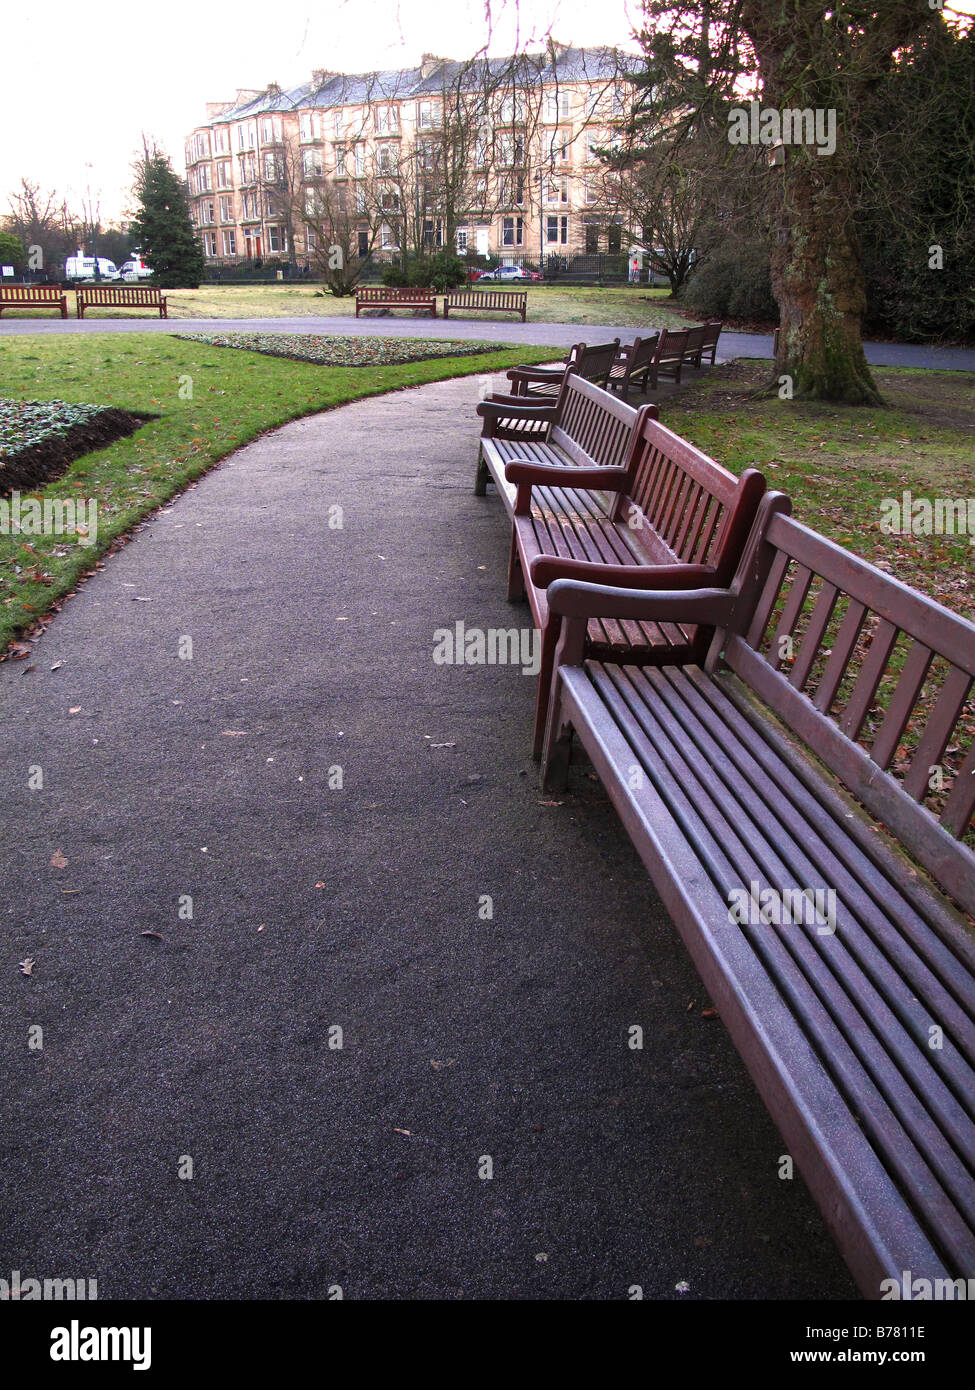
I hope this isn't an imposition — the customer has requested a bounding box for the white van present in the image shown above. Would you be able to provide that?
[119,257,154,282]
[64,255,119,282]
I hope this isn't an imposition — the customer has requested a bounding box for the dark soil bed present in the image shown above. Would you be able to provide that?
[0,408,153,495]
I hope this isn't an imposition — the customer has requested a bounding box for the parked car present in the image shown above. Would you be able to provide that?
[64,255,119,282]
[118,258,154,282]
[477,265,542,283]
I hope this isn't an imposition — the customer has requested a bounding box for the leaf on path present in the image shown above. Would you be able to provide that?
[18,958,35,976]
[69,706,81,715]
[50,850,68,869]
[140,931,164,941]
[222,730,248,737]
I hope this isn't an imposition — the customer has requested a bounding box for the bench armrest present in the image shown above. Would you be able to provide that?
[505,462,629,490]
[506,365,567,385]
[485,390,557,407]
[531,557,717,590]
[547,579,738,625]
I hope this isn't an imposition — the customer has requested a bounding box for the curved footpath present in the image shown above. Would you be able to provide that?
[0,372,856,1299]
[1,311,974,371]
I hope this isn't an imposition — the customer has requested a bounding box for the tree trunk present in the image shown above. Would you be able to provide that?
[770,157,881,405]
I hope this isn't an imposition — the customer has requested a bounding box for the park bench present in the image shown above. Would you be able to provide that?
[691,320,723,367]
[0,284,68,318]
[606,334,661,402]
[499,339,622,402]
[540,492,975,1296]
[354,286,437,318]
[476,374,766,754]
[76,285,167,318]
[444,288,527,322]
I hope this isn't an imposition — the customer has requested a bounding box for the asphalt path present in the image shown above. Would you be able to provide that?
[0,372,857,1300]
[1,312,973,371]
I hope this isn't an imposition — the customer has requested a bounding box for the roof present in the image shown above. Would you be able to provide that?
[201,46,642,127]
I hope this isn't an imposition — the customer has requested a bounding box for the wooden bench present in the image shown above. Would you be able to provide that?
[354,286,437,318]
[607,334,661,402]
[76,285,167,318]
[476,374,766,754]
[692,320,722,367]
[541,493,975,1295]
[0,284,68,318]
[500,340,621,402]
[444,289,527,322]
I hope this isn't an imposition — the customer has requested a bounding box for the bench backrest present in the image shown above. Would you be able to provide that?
[624,334,661,374]
[616,414,766,581]
[550,373,638,470]
[721,506,975,914]
[0,285,63,302]
[683,325,706,355]
[700,321,722,350]
[448,289,525,305]
[78,285,160,303]
[655,328,689,364]
[357,286,434,300]
[570,339,622,388]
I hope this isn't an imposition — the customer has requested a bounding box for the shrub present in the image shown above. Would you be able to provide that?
[680,240,777,323]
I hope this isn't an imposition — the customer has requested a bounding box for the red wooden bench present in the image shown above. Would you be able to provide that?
[0,284,68,318]
[76,285,167,318]
[354,286,437,318]
[444,289,527,322]
[541,493,975,1297]
[606,334,661,402]
[476,373,766,754]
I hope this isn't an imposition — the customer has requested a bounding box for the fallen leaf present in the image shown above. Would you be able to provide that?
[19,958,35,976]
[50,662,62,671]
[393,1128,412,1136]
[69,706,81,715]
[140,931,164,941]
[537,799,564,806]
[50,850,68,869]
[222,730,247,737]
[702,1007,718,1020]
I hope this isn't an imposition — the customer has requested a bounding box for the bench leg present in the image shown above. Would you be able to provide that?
[506,529,526,603]
[474,446,491,497]
[540,675,573,789]
[531,621,560,761]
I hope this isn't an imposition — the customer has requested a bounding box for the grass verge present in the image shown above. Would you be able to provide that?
[0,332,552,652]
[659,360,975,618]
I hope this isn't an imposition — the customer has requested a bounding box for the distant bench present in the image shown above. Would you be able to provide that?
[444,289,527,322]
[355,286,437,318]
[76,285,167,319]
[0,285,68,319]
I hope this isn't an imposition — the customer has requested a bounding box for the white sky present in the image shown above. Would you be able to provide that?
[5,0,972,225]
[3,0,644,224]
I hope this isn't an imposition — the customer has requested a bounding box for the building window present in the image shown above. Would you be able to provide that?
[354,144,365,178]
[332,110,343,138]
[203,230,217,256]
[474,176,488,205]
[333,143,348,177]
[261,116,282,143]
[377,143,396,174]
[302,148,323,177]
[501,216,523,247]
[219,196,234,223]
[199,200,215,224]
[221,229,236,255]
[607,224,622,253]
[268,225,287,253]
[214,127,230,155]
[417,100,439,130]
[546,215,569,245]
[375,105,399,135]
[299,112,321,142]
[217,161,232,188]
[241,191,259,220]
[501,175,524,206]
[263,153,279,182]
[239,154,257,184]
[456,228,469,254]
[546,175,569,205]
[543,90,571,123]
[236,122,256,151]
[198,164,212,192]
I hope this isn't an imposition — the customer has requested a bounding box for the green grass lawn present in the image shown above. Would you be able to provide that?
[2,282,689,329]
[0,332,552,652]
[659,360,975,618]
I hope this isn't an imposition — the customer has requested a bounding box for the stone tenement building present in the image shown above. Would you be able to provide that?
[183,45,640,266]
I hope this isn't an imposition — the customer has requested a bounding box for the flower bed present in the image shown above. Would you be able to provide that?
[0,399,148,495]
[173,331,499,367]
